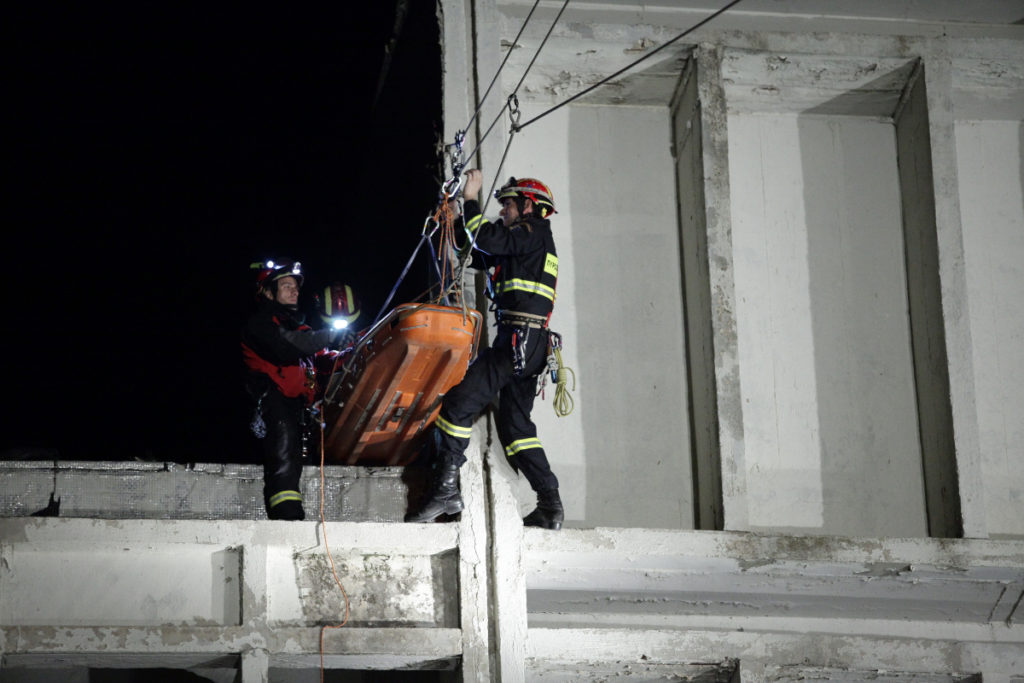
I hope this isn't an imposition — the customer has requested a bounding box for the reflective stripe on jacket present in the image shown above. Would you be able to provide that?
[463,199,557,318]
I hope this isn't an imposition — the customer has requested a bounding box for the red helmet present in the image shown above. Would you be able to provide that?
[251,259,303,295]
[495,177,556,217]
[320,282,361,327]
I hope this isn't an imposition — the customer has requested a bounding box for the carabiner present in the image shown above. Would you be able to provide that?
[508,94,521,130]
[442,173,464,198]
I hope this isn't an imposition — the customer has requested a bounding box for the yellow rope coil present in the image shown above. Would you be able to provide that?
[551,346,575,417]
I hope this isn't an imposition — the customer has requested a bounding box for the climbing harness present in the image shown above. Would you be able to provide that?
[496,311,573,415]
[510,326,529,376]
[499,311,544,379]
[498,309,548,329]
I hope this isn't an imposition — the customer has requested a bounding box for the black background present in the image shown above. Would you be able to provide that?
[6,5,443,463]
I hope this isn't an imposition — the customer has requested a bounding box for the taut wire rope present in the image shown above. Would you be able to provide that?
[513,0,745,133]
[463,0,542,134]
[461,0,570,166]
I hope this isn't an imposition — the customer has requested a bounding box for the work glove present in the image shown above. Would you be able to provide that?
[330,327,357,350]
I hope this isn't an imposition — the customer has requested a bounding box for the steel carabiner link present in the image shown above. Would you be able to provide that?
[508,94,521,130]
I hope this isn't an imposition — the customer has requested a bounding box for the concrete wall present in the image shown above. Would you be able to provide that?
[954,117,1024,539]
[728,112,929,537]
[486,21,1024,537]
[501,101,695,529]
[0,448,493,682]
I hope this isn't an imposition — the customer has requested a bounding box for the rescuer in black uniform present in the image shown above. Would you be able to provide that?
[242,259,348,520]
[405,170,564,530]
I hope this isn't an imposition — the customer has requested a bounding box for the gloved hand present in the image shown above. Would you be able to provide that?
[463,169,483,201]
[330,327,357,350]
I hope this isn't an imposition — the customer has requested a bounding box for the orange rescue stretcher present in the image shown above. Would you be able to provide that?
[320,302,483,466]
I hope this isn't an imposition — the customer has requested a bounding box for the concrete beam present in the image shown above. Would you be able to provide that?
[0,461,410,522]
[1,627,461,658]
[525,628,1023,679]
[523,527,1024,566]
[523,529,1024,625]
[0,517,467,679]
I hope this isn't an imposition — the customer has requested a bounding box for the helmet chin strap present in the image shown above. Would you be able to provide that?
[515,196,528,218]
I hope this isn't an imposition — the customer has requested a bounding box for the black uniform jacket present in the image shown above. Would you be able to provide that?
[241,298,335,400]
[462,199,557,319]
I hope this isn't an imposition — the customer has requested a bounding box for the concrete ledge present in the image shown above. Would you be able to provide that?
[0,518,463,663]
[524,527,1024,565]
[523,528,1024,627]
[1,627,461,663]
[0,517,457,553]
[525,628,1022,678]
[0,461,419,522]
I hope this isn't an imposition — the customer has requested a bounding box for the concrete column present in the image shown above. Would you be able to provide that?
[736,660,765,682]
[240,539,270,682]
[696,43,747,531]
[458,433,492,682]
[240,648,269,683]
[673,55,723,530]
[892,56,965,539]
[978,674,1017,683]
[441,0,507,181]
[920,44,987,538]
[487,443,528,683]
[440,0,473,144]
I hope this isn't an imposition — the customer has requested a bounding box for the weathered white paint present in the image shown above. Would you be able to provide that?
[456,434,494,681]
[922,50,987,539]
[729,113,825,530]
[486,445,530,683]
[498,101,590,526]
[0,518,464,679]
[728,112,927,536]
[504,101,694,529]
[1,544,240,627]
[526,628,1023,681]
[955,118,1024,539]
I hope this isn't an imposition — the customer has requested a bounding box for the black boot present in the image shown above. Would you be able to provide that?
[405,464,464,523]
[267,497,305,521]
[523,488,563,530]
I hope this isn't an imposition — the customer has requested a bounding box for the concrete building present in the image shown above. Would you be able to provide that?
[2,1,1023,681]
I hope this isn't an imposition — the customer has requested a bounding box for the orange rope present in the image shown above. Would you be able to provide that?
[318,416,350,682]
[315,192,459,679]
[432,192,461,305]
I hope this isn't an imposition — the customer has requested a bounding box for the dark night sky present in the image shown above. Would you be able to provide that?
[6,5,443,463]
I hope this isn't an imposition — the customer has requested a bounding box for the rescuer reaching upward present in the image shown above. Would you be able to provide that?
[242,260,350,520]
[405,169,564,530]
